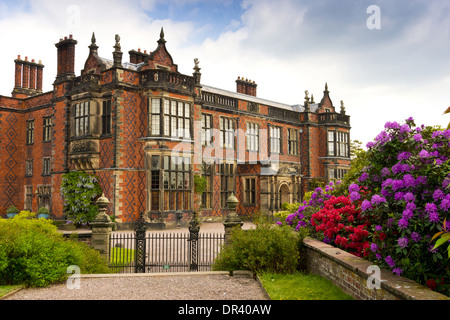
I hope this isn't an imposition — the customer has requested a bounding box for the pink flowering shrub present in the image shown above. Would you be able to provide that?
[283,117,450,296]
[355,118,450,295]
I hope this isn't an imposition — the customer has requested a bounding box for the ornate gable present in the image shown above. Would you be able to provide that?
[81,33,108,75]
[143,28,178,72]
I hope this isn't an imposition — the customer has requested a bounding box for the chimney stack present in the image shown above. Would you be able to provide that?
[236,77,257,97]
[12,55,45,98]
[14,55,23,89]
[55,34,77,82]
[29,59,36,90]
[36,61,44,92]
[23,57,30,89]
[129,49,150,64]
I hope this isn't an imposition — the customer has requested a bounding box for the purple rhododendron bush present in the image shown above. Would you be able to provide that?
[281,118,450,296]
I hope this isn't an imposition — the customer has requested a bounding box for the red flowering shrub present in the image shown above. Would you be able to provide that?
[311,196,371,257]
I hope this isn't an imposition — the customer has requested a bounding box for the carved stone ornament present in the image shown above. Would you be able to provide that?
[247,102,259,114]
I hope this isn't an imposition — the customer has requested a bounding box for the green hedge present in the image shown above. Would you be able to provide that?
[0,211,110,287]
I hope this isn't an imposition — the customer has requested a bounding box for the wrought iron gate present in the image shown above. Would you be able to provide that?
[108,213,225,273]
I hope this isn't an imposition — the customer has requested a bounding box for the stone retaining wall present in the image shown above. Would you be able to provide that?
[304,237,450,300]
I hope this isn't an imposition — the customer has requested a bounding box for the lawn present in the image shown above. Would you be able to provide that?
[259,272,354,300]
[109,247,135,272]
[0,285,23,299]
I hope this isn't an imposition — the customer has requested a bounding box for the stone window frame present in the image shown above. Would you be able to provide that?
[24,186,33,211]
[150,98,191,139]
[269,125,282,155]
[219,162,235,208]
[26,119,35,145]
[243,176,257,205]
[148,154,192,213]
[327,130,350,158]
[37,185,51,212]
[201,113,213,146]
[43,116,52,142]
[246,122,259,152]
[328,167,349,182]
[150,98,161,136]
[219,117,236,150]
[42,157,51,176]
[101,99,112,136]
[72,101,90,138]
[200,161,214,209]
[288,128,299,156]
[25,159,33,177]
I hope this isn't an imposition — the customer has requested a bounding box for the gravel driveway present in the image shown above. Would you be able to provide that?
[5,271,270,300]
[6,223,268,301]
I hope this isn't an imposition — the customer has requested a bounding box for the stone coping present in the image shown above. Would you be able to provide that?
[303,237,450,300]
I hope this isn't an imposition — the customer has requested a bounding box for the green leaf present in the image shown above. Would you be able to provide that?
[433,233,450,250]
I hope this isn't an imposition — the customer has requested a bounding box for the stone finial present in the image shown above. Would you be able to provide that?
[226,193,239,212]
[114,34,121,52]
[304,90,311,112]
[112,34,123,67]
[89,32,98,52]
[193,58,200,72]
[340,100,346,114]
[193,58,202,87]
[158,27,166,45]
[93,193,111,223]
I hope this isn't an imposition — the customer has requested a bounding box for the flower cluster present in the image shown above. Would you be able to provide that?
[283,117,450,296]
[354,118,450,294]
[310,196,371,257]
[284,182,337,232]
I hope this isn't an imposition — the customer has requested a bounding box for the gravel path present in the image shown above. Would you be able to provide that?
[5,271,270,300]
[6,223,267,301]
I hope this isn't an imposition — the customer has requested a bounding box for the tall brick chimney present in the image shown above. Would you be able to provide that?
[236,77,257,97]
[22,57,30,89]
[12,55,44,98]
[14,55,23,89]
[55,34,77,82]
[29,59,36,90]
[36,61,44,92]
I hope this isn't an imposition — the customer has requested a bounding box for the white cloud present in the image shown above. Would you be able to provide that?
[0,0,449,147]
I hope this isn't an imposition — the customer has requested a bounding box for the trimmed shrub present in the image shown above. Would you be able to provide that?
[213,220,306,274]
[0,211,110,287]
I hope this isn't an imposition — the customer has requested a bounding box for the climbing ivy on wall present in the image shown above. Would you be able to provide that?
[60,171,103,226]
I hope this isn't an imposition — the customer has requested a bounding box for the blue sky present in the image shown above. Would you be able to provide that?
[0,0,449,146]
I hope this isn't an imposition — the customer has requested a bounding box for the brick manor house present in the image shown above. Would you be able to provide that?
[0,29,351,228]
